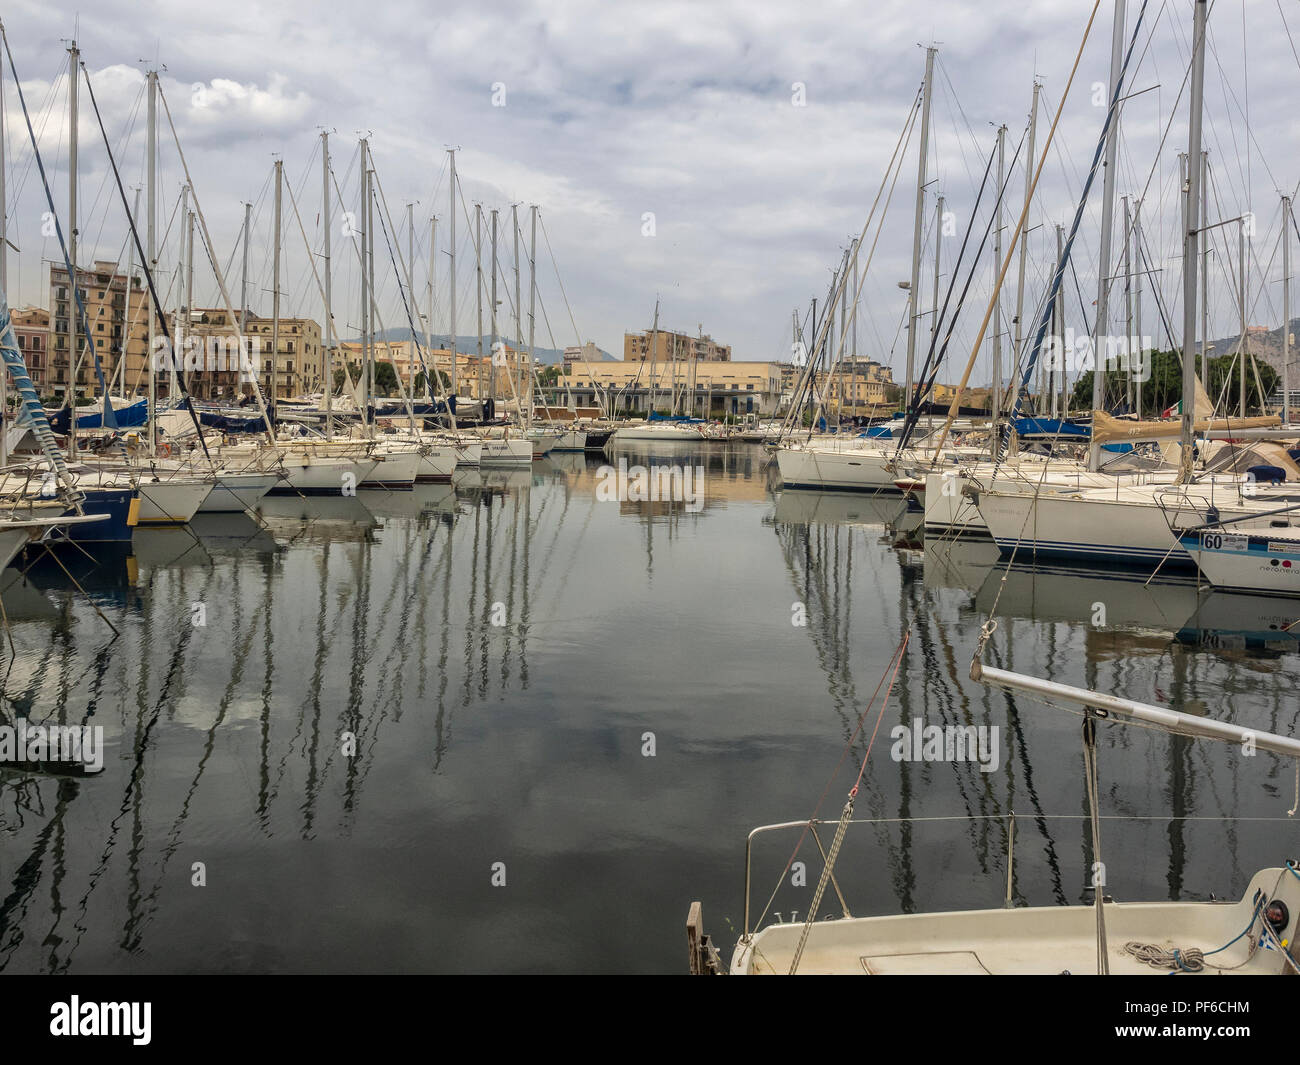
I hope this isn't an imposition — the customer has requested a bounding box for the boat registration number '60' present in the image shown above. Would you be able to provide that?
[1199,532,1246,552]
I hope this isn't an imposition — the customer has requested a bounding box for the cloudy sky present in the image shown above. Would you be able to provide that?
[5,0,1300,386]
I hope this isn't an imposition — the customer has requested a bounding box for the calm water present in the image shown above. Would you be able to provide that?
[1,441,1297,973]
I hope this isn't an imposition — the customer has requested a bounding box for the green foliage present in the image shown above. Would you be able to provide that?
[1069,350,1279,414]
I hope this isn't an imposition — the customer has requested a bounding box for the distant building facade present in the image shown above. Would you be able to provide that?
[562,360,781,416]
[624,328,731,363]
[12,307,50,392]
[48,261,150,401]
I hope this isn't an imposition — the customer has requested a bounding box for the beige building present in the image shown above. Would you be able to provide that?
[562,360,782,417]
[12,307,50,392]
[48,261,150,401]
[181,309,324,401]
[825,357,895,410]
[337,339,536,401]
[624,328,731,363]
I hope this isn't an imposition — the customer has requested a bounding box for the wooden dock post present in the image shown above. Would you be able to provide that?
[687,902,721,975]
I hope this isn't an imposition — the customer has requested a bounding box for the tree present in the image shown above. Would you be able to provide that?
[373,361,399,395]
[1069,350,1279,415]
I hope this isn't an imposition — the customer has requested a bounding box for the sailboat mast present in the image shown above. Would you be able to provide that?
[427,214,436,408]
[118,186,140,399]
[1013,82,1039,408]
[850,237,858,358]
[1123,195,1132,415]
[1179,0,1208,480]
[1088,0,1127,471]
[528,204,537,420]
[489,207,498,411]
[991,124,1004,449]
[1200,151,1209,382]
[359,139,369,431]
[366,148,376,432]
[173,184,187,403]
[474,203,482,400]
[322,131,333,437]
[147,69,157,456]
[513,203,522,415]
[931,196,944,351]
[1285,193,1292,426]
[271,161,281,416]
[1134,198,1143,419]
[68,39,78,458]
[448,149,458,404]
[1238,217,1247,416]
[1054,222,1064,419]
[905,45,937,414]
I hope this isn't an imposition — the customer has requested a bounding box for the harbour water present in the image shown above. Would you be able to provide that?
[1,441,1296,973]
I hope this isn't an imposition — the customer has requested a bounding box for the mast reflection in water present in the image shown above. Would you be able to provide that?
[0,444,1295,972]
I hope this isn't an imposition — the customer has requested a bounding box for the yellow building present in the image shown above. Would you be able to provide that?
[184,309,324,401]
[825,357,895,410]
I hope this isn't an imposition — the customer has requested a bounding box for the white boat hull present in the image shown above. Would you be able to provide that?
[198,472,279,513]
[774,443,897,492]
[1183,529,1300,596]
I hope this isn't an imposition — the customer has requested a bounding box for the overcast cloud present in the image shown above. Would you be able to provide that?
[4,0,1300,385]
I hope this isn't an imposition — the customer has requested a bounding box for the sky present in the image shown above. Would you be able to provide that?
[4,0,1300,388]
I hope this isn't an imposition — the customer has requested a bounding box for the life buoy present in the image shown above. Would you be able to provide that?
[158,442,173,457]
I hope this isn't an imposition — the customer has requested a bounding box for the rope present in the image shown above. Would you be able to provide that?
[787,631,910,974]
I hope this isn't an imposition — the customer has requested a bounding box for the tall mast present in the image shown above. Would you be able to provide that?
[172,184,187,403]
[240,202,251,332]
[850,237,858,358]
[905,45,937,414]
[359,139,369,430]
[321,131,333,437]
[1133,199,1143,419]
[67,38,78,456]
[1013,82,1040,409]
[185,205,194,326]
[528,205,537,422]
[991,124,1005,448]
[489,207,498,409]
[147,69,157,456]
[1088,0,1127,471]
[474,203,483,400]
[1054,222,1064,419]
[366,147,376,431]
[931,196,944,350]
[1179,0,1208,481]
[649,299,660,416]
[1200,151,1209,382]
[434,217,444,413]
[184,203,194,396]
[1238,217,1247,416]
[512,203,522,417]
[271,160,281,415]
[119,186,140,399]
[1122,195,1132,415]
[405,201,417,423]
[1285,194,1292,426]
[448,149,458,403]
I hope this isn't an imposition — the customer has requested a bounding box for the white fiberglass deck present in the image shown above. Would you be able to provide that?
[732,868,1300,974]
